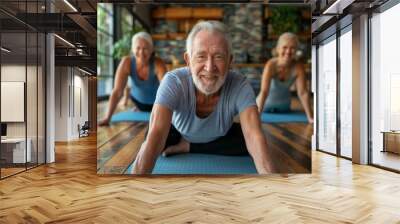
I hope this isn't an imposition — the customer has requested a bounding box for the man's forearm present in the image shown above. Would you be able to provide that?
[133,143,154,174]
[248,134,274,174]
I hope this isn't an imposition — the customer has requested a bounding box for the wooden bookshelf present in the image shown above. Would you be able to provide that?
[152,33,186,41]
[151,7,224,41]
[152,7,223,20]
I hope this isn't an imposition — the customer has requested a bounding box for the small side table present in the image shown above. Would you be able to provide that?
[381,131,400,154]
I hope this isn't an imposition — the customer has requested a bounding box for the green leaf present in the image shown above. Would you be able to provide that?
[270,6,300,36]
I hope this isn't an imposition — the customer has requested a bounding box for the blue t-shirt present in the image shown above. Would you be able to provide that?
[154,67,256,143]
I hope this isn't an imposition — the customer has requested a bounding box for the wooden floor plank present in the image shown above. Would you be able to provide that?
[264,123,311,158]
[102,128,146,174]
[97,123,146,172]
[97,123,135,148]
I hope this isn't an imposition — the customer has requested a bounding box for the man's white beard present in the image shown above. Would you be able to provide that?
[192,72,227,96]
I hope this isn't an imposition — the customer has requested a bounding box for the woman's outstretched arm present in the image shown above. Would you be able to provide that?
[295,63,313,123]
[98,56,130,126]
[256,60,274,113]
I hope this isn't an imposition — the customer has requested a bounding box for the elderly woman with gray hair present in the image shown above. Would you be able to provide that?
[256,32,313,123]
[99,31,167,126]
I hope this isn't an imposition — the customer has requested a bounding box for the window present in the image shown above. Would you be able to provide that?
[370,2,400,171]
[0,1,46,179]
[121,7,133,35]
[339,26,352,158]
[97,3,114,98]
[317,35,337,155]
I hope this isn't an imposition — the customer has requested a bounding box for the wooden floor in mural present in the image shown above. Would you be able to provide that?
[97,120,312,174]
[97,99,312,174]
[1,134,400,223]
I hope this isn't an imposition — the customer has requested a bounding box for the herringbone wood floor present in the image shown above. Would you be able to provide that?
[1,134,400,223]
[1,100,399,223]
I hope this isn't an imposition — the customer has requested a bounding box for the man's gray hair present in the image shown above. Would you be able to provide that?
[131,31,153,53]
[186,20,232,58]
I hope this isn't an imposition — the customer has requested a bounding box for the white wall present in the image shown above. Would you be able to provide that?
[1,65,26,141]
[1,65,37,137]
[75,71,89,139]
[54,67,89,141]
[54,67,68,141]
[47,33,55,163]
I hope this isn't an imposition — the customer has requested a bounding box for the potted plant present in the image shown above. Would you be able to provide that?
[269,6,301,36]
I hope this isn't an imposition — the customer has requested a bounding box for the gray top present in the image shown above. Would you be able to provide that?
[154,67,256,143]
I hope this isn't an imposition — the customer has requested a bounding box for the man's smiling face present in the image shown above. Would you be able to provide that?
[185,30,232,95]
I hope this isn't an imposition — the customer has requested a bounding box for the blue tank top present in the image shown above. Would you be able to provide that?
[264,67,297,112]
[130,56,159,105]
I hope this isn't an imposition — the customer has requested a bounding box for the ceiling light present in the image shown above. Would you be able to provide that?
[76,48,85,55]
[1,47,11,53]
[78,67,92,76]
[63,0,78,12]
[323,0,341,14]
[54,34,75,48]
[323,0,354,15]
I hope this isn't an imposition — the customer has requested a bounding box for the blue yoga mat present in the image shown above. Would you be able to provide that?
[111,111,151,123]
[126,153,257,174]
[261,111,308,123]
[111,110,307,123]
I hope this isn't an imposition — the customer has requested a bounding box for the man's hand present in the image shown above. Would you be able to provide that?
[132,104,172,174]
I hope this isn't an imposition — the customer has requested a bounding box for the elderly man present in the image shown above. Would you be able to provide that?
[133,21,274,174]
